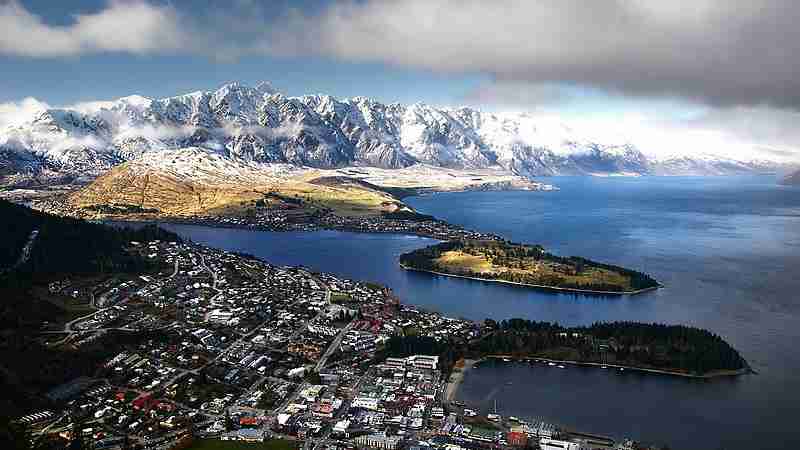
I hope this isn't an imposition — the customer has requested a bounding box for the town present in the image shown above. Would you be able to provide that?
[18,239,643,450]
[23,194,502,242]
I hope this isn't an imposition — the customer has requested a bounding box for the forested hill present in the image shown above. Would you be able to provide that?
[0,199,180,278]
[0,199,180,329]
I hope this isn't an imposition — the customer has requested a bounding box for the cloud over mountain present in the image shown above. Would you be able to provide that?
[3,1,799,110]
[0,82,789,187]
[275,0,800,109]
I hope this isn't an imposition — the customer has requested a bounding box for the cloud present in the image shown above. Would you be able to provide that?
[0,97,51,128]
[463,82,568,111]
[268,0,800,109]
[5,0,800,110]
[0,0,188,57]
[524,106,800,163]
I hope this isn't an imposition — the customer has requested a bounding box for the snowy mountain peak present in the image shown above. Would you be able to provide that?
[0,81,788,186]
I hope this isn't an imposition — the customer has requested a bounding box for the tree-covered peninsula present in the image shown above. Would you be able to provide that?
[384,319,749,377]
[399,239,659,294]
[476,319,748,376]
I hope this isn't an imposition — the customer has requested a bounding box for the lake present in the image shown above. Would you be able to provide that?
[155,175,800,450]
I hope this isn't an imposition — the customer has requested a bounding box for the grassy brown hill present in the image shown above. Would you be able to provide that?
[66,148,411,220]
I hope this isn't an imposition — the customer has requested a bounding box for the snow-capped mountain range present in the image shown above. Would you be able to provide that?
[0,81,783,185]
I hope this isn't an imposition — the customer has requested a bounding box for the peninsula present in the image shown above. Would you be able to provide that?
[399,239,660,294]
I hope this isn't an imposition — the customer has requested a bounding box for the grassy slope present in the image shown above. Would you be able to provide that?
[432,248,632,291]
[68,162,406,219]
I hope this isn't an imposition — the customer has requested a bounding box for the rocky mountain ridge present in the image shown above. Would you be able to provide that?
[0,81,783,186]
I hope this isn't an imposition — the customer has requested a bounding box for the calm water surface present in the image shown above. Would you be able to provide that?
[157,176,800,450]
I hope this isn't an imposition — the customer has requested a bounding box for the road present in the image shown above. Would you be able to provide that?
[2,228,38,274]
[315,321,355,372]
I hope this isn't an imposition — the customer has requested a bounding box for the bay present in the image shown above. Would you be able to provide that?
[154,175,800,450]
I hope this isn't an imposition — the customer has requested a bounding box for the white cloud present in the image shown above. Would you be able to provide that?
[0,0,188,57]
[0,97,50,128]
[520,107,800,163]
[68,100,117,115]
[4,0,800,110]
[460,79,800,163]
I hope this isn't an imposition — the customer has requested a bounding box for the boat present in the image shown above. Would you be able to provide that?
[502,358,511,363]
[548,362,556,367]
[558,365,565,369]
[601,366,607,369]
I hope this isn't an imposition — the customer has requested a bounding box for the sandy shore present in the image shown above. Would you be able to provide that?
[445,359,477,403]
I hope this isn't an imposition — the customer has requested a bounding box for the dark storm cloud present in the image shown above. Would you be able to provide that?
[270,0,800,109]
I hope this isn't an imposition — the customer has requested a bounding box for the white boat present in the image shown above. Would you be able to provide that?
[548,362,556,367]
[558,365,566,369]
[502,358,511,363]
[601,365,607,369]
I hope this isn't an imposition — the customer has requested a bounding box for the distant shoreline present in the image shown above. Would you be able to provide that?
[399,263,660,296]
[478,355,752,379]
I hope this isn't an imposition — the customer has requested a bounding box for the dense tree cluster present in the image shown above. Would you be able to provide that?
[380,319,745,376]
[0,200,180,278]
[473,319,746,375]
[382,335,461,376]
[399,239,659,292]
[0,200,180,329]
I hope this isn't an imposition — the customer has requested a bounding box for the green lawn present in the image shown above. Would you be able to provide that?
[187,439,299,450]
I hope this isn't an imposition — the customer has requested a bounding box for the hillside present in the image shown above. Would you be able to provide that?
[52,147,542,223]
[63,148,412,220]
[0,200,178,328]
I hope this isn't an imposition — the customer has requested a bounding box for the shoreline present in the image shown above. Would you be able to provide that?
[477,355,752,379]
[399,263,660,296]
[99,215,499,242]
[445,358,477,404]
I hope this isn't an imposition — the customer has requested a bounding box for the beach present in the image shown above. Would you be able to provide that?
[446,358,477,403]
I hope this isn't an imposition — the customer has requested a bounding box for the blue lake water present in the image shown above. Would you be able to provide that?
[156,175,800,450]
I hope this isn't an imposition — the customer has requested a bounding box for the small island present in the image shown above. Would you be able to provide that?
[399,239,660,295]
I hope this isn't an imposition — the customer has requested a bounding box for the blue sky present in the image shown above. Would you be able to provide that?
[0,0,487,107]
[1,51,489,107]
[1,0,799,162]
[0,0,699,120]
